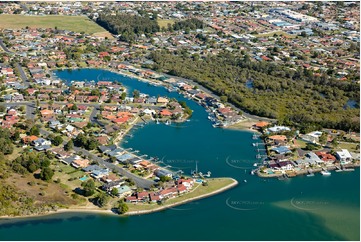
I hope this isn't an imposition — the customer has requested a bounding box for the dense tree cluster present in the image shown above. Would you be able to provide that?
[172,18,205,32]
[11,151,52,175]
[150,50,360,131]
[96,13,160,43]
[74,133,100,150]
[0,128,14,155]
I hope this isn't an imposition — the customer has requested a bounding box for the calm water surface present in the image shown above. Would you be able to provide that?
[0,69,359,241]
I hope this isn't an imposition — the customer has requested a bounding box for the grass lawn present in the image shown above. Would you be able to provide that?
[294,139,307,149]
[338,142,360,152]
[255,30,296,38]
[157,19,175,28]
[0,14,111,36]
[127,178,236,212]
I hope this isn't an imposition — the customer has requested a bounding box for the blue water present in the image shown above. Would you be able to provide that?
[0,68,358,241]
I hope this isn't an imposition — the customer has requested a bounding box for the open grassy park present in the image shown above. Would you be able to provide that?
[157,19,175,28]
[0,14,112,37]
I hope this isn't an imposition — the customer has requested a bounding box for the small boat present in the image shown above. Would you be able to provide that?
[306,173,314,177]
[250,170,255,175]
[253,163,258,167]
[321,171,331,176]
[243,180,247,183]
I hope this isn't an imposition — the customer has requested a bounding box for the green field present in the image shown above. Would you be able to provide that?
[157,19,175,28]
[338,142,360,152]
[255,30,296,38]
[0,14,112,36]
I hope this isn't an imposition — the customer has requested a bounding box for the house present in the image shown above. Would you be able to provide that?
[336,149,353,164]
[101,174,120,183]
[102,180,124,192]
[126,196,138,203]
[268,126,291,133]
[82,165,102,173]
[304,152,324,165]
[136,191,150,202]
[71,158,90,168]
[268,135,288,145]
[22,135,39,144]
[116,185,132,197]
[177,178,194,189]
[315,151,336,163]
[159,187,177,198]
[270,146,292,155]
[98,145,117,153]
[254,121,270,129]
[154,169,173,178]
[149,192,161,202]
[91,168,110,179]
[157,97,169,104]
[160,109,172,116]
[177,184,188,194]
[302,131,323,144]
[32,138,51,147]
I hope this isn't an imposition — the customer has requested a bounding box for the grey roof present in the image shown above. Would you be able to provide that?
[82,165,102,172]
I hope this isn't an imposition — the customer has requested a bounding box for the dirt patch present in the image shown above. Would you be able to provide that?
[92,31,114,39]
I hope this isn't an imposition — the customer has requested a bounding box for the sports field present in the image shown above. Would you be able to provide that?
[0,14,112,37]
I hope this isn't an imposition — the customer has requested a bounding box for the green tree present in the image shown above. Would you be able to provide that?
[95,192,109,207]
[52,136,63,146]
[117,201,129,214]
[40,167,54,181]
[132,89,140,98]
[111,187,118,196]
[29,126,40,136]
[318,133,328,145]
[64,140,74,151]
[81,179,96,197]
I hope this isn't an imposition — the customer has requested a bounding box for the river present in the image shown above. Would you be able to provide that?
[0,68,359,241]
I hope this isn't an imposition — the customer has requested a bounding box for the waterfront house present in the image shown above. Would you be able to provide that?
[149,192,161,203]
[98,144,117,153]
[270,146,292,155]
[154,169,173,178]
[157,97,169,104]
[159,187,178,198]
[304,152,324,165]
[315,151,336,163]
[116,185,132,197]
[336,149,353,165]
[253,121,270,130]
[160,109,172,117]
[267,135,288,145]
[136,191,150,202]
[267,126,291,133]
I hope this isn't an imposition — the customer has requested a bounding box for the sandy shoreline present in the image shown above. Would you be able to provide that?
[0,178,238,221]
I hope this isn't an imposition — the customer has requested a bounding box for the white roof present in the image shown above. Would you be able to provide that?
[336,149,352,159]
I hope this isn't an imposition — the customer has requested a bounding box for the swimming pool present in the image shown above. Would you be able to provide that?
[79,176,88,181]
